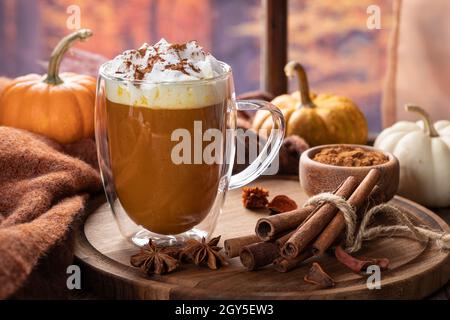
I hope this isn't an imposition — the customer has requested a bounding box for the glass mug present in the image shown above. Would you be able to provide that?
[95,61,285,246]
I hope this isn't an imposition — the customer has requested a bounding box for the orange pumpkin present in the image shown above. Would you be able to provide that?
[0,77,11,96]
[0,29,96,144]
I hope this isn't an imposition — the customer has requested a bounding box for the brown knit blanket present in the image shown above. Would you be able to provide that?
[0,127,102,299]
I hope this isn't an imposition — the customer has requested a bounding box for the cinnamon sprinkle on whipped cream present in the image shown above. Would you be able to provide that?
[103,39,228,109]
[107,39,222,82]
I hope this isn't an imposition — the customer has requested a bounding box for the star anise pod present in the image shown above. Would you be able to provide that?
[130,240,180,275]
[180,236,228,270]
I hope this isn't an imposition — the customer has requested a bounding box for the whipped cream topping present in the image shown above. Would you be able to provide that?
[108,39,222,82]
[103,39,228,109]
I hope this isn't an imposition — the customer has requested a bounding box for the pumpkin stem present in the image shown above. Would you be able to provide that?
[284,61,315,108]
[43,29,93,85]
[405,104,439,137]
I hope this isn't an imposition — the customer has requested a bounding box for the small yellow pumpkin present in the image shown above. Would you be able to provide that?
[253,61,368,146]
[0,29,96,144]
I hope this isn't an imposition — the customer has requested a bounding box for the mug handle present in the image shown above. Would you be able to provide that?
[228,100,285,189]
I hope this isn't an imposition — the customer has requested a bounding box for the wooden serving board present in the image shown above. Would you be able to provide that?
[74,177,450,299]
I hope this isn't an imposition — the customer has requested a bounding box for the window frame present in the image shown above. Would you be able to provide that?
[261,0,288,96]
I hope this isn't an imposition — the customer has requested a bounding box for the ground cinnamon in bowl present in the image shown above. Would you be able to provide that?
[313,146,388,167]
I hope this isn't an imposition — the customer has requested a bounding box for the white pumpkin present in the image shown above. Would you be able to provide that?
[375,105,450,208]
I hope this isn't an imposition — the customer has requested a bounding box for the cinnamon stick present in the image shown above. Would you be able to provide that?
[334,246,389,273]
[239,242,280,271]
[272,251,313,272]
[224,235,261,258]
[304,262,335,288]
[352,185,385,238]
[311,169,381,256]
[255,206,315,241]
[275,229,295,248]
[281,176,359,259]
[356,184,385,216]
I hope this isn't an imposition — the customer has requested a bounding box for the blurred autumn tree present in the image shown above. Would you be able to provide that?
[0,0,393,130]
[0,0,260,92]
[235,0,393,131]
[40,0,212,56]
[289,0,393,132]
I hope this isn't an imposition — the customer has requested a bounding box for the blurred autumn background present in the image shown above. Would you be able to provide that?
[0,0,392,131]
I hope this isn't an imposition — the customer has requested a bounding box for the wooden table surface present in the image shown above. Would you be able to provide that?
[428,207,450,299]
[73,197,450,300]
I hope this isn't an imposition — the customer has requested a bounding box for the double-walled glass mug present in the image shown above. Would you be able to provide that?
[95,61,285,246]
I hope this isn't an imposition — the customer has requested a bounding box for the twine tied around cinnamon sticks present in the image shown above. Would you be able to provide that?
[225,168,450,273]
[304,194,450,253]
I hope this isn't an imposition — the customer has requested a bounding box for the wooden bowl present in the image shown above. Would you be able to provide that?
[299,144,400,201]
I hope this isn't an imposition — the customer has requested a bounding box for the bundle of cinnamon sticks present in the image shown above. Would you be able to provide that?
[224,169,385,272]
